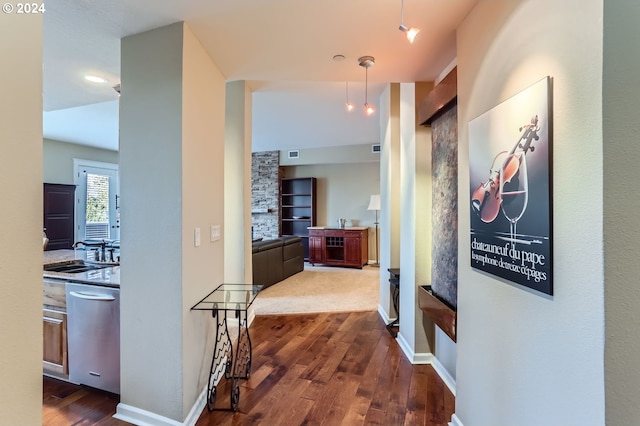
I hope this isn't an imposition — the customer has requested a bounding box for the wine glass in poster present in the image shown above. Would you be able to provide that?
[500,150,529,248]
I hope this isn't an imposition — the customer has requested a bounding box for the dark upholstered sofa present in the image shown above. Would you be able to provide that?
[252,236,304,289]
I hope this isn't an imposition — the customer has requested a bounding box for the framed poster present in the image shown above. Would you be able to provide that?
[468,77,553,295]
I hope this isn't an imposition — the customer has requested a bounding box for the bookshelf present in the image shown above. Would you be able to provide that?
[280,177,316,260]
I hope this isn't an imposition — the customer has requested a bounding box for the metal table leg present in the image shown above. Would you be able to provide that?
[228,306,254,411]
[191,285,261,413]
[386,270,400,337]
[206,304,254,412]
[206,305,233,411]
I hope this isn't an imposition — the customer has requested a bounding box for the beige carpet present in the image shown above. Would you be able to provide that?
[252,264,380,315]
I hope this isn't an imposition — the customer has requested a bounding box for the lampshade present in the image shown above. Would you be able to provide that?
[399,0,420,44]
[367,194,380,211]
[365,103,375,116]
[399,24,420,43]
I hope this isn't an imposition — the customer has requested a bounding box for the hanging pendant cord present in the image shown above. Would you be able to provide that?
[365,67,368,105]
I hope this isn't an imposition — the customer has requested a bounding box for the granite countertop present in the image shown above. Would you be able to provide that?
[43,249,120,287]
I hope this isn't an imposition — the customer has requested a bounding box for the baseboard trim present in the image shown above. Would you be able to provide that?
[114,359,227,426]
[395,332,434,364]
[432,356,456,397]
[449,413,464,426]
[114,403,184,426]
[412,351,433,364]
[395,332,456,397]
[185,386,208,426]
[114,387,206,426]
[377,304,396,325]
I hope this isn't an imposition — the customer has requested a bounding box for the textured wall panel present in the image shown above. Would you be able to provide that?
[251,151,281,239]
[431,105,458,308]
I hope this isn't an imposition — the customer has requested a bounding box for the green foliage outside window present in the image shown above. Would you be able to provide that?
[86,174,109,223]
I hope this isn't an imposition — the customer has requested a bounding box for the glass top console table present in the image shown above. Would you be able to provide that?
[191,283,263,411]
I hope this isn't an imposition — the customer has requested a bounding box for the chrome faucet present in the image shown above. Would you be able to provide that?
[72,240,108,262]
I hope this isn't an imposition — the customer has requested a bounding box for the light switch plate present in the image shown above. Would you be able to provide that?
[210,225,221,242]
[194,227,201,247]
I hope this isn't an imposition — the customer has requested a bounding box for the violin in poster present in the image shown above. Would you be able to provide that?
[471,115,540,223]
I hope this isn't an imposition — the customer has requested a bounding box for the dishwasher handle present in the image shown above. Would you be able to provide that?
[69,290,116,301]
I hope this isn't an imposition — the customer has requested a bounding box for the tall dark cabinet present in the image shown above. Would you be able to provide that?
[43,183,76,251]
[280,177,316,260]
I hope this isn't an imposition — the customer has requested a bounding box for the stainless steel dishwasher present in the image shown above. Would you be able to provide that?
[66,283,120,394]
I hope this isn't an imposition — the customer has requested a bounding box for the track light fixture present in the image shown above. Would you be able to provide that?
[399,0,420,43]
[345,81,354,112]
[358,56,375,116]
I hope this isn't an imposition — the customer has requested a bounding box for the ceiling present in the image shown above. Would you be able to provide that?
[42,0,477,152]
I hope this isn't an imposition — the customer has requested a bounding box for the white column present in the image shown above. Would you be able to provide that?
[378,84,401,322]
[397,83,431,360]
[225,80,253,283]
[118,22,226,423]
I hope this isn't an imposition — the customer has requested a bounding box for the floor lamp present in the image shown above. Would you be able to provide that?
[367,194,380,267]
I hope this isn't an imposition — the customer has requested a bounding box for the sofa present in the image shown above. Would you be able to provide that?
[252,236,304,289]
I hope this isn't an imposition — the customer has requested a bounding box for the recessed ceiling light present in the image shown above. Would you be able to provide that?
[332,54,346,62]
[85,75,107,84]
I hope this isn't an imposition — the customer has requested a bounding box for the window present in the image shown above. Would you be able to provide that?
[74,160,120,242]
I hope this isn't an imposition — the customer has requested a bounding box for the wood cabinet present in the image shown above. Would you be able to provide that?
[43,309,68,376]
[308,227,369,268]
[280,177,316,260]
[43,278,68,377]
[309,235,324,263]
[43,183,76,251]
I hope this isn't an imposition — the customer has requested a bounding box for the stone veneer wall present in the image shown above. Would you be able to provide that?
[251,151,281,239]
[431,105,458,308]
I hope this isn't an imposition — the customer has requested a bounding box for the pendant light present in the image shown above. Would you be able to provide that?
[358,56,375,116]
[345,81,354,112]
[399,0,420,43]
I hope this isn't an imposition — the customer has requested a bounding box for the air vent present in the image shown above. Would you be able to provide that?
[288,150,300,159]
[372,144,381,153]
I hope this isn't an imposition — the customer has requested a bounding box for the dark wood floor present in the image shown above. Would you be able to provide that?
[43,311,454,426]
[43,375,125,425]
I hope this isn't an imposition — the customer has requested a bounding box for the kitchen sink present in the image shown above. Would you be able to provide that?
[44,260,117,274]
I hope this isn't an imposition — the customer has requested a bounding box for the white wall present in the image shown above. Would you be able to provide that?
[225,80,253,283]
[43,138,118,184]
[283,162,379,225]
[414,82,433,289]
[603,2,640,424]
[279,143,380,166]
[397,82,431,359]
[456,1,605,425]
[119,23,184,421]
[283,162,380,259]
[118,22,226,423]
[181,24,226,420]
[379,84,401,321]
[0,12,43,425]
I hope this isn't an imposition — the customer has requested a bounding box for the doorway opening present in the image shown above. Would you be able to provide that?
[73,159,120,242]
